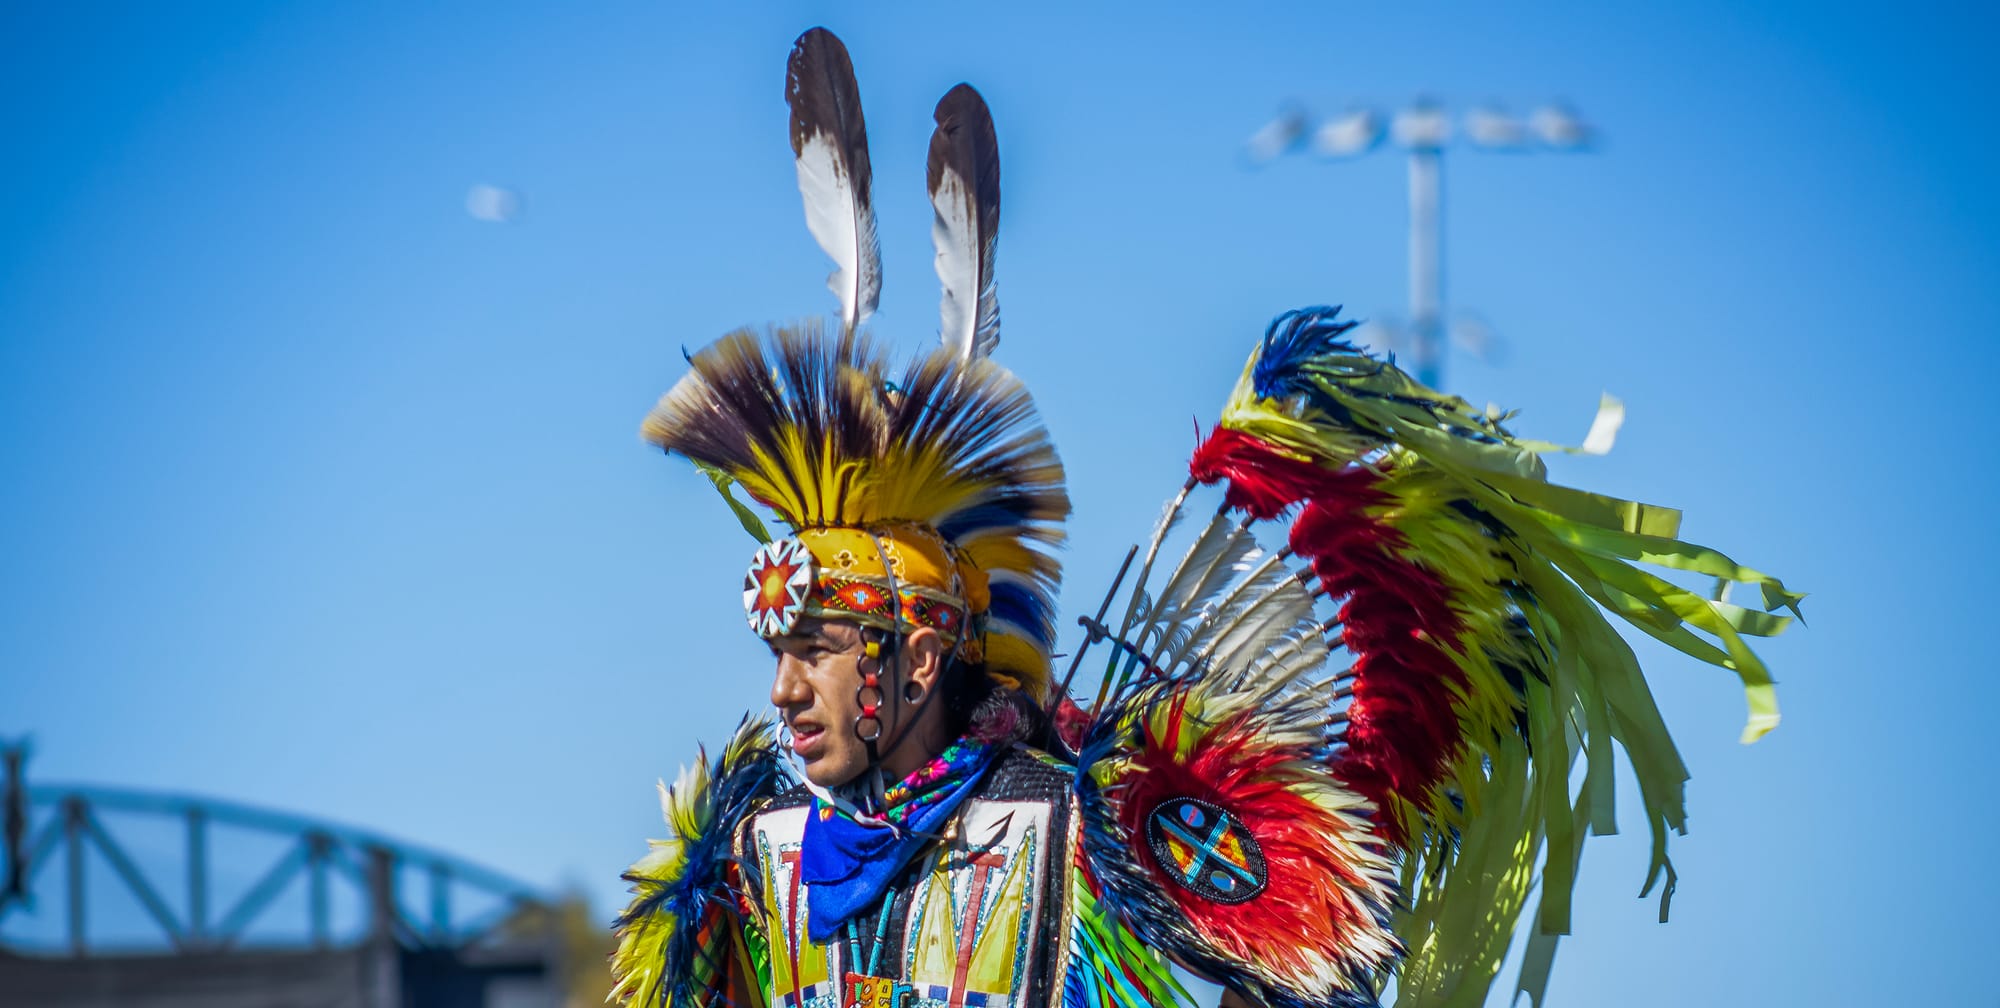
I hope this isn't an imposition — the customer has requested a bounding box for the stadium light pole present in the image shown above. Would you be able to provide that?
[1250,100,1593,388]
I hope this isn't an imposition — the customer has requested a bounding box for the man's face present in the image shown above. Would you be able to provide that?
[769,619,876,788]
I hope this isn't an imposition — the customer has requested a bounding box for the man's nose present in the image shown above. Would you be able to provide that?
[770,654,811,708]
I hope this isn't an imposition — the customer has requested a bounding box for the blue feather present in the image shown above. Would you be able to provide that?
[1250,306,1362,404]
[937,499,1041,540]
[987,581,1056,647]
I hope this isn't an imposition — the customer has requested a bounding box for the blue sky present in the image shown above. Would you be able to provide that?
[3,2,1996,1004]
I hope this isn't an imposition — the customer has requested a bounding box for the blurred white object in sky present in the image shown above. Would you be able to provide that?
[1349,318,1401,357]
[1350,315,1506,365]
[1310,109,1383,158]
[1243,106,1307,165]
[1464,106,1528,149]
[465,183,522,222]
[1531,104,1592,149]
[1451,314,1501,363]
[1390,101,1451,151]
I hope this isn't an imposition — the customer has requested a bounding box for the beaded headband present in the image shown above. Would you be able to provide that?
[742,533,984,663]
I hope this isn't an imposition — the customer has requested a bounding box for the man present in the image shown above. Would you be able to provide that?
[611,26,1800,1008]
[607,27,1401,1005]
[611,305,1134,1008]
[604,26,1140,1006]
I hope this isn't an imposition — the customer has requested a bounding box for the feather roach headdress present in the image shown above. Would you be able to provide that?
[642,29,1067,699]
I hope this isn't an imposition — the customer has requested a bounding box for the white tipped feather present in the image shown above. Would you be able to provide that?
[1245,629,1339,692]
[795,136,881,331]
[1109,482,1195,659]
[928,84,1001,361]
[1144,512,1255,630]
[1133,524,1224,656]
[787,29,881,333]
[1111,501,1329,685]
[1157,549,1294,671]
[1204,579,1321,675]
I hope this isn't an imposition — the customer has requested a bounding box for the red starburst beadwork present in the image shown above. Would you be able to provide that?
[742,537,815,638]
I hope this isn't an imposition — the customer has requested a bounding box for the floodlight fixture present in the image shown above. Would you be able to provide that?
[1390,101,1452,152]
[1245,106,1309,165]
[1531,103,1592,149]
[1248,97,1592,388]
[1464,106,1529,150]
[1311,109,1384,159]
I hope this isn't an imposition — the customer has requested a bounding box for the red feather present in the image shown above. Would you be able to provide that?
[1051,695,1091,751]
[1119,692,1389,988]
[1290,489,1469,845]
[1193,428,1473,846]
[1190,427,1350,520]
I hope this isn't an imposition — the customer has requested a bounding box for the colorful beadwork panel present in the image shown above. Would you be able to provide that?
[754,805,841,1008]
[900,799,1053,1008]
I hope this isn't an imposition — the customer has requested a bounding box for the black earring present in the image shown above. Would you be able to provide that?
[903,681,926,704]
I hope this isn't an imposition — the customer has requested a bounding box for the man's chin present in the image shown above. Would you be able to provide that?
[801,758,864,790]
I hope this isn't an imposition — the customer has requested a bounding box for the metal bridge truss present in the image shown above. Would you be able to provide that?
[0,744,550,958]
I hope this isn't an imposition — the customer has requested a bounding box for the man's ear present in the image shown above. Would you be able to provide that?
[902,627,947,692]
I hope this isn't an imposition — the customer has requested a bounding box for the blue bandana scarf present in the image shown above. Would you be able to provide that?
[800,735,1000,942]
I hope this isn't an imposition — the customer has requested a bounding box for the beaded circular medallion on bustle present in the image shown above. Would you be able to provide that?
[1144,797,1269,904]
[743,537,816,638]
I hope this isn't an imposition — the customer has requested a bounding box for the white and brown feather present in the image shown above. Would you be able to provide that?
[927,83,1002,361]
[786,28,882,334]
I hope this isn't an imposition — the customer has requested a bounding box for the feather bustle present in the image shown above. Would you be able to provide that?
[1183,304,1803,1006]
